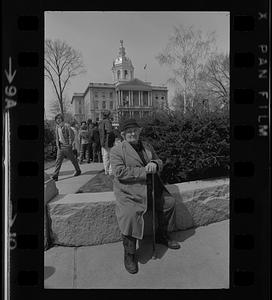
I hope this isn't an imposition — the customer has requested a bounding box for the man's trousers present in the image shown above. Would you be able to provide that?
[101,146,112,174]
[79,143,90,163]
[147,175,176,235]
[52,145,81,178]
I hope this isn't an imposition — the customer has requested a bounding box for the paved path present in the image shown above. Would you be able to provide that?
[45,160,104,194]
[44,220,229,289]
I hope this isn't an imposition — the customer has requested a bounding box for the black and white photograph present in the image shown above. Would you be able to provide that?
[44,11,230,289]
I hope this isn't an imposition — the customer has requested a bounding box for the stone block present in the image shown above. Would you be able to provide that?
[167,178,229,230]
[44,172,59,249]
[48,193,122,246]
[47,178,229,247]
[44,172,59,204]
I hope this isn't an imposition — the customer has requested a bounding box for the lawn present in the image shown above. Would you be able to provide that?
[77,171,114,193]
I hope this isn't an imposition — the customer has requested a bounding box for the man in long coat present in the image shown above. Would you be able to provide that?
[110,119,180,274]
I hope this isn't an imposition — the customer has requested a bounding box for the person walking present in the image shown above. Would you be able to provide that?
[70,121,80,159]
[89,122,101,162]
[79,121,91,164]
[110,118,180,274]
[51,114,81,181]
[87,119,93,162]
[99,110,115,175]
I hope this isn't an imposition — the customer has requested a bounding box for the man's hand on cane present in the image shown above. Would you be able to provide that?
[145,162,157,174]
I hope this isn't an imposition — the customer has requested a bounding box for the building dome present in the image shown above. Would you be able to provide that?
[114,56,133,66]
[112,40,134,82]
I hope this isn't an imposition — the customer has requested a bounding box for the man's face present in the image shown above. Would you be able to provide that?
[124,127,141,144]
[56,116,63,125]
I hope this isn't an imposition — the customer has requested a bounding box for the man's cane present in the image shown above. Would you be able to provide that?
[147,173,156,259]
[151,172,156,259]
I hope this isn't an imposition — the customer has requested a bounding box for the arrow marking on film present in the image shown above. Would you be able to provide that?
[5,57,16,84]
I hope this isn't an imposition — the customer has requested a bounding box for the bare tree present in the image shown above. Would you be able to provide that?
[200,53,229,106]
[45,39,86,114]
[49,96,75,123]
[49,95,69,114]
[156,25,216,113]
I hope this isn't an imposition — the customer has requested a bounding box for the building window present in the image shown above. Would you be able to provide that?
[161,96,164,100]
[95,101,98,109]
[95,113,99,121]
[102,92,105,98]
[155,95,158,99]
[143,91,148,106]
[133,111,140,119]
[102,101,106,109]
[122,91,129,106]
[132,91,139,107]
[123,111,130,119]
[143,111,149,118]
[95,92,98,98]
[110,92,113,98]
[110,101,113,109]
[117,70,121,80]
[124,70,128,79]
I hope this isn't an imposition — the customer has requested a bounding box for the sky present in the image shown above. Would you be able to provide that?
[45,11,229,118]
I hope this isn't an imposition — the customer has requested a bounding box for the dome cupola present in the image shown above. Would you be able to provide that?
[112,40,134,83]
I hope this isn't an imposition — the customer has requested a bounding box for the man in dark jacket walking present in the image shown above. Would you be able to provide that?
[87,119,93,162]
[89,122,101,162]
[51,114,81,181]
[99,110,115,174]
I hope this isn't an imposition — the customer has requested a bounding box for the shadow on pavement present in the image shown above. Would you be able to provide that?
[137,237,168,264]
[170,228,196,242]
[44,266,55,280]
[82,170,104,176]
[57,175,74,182]
[57,170,77,176]
[136,227,195,264]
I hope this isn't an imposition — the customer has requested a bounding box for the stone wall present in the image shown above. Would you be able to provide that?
[47,178,229,247]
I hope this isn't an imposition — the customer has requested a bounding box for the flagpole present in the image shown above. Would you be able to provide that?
[144,64,147,82]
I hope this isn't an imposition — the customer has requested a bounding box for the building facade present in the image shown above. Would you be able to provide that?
[71,41,168,125]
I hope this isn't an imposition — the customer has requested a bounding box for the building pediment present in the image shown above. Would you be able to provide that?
[116,78,152,90]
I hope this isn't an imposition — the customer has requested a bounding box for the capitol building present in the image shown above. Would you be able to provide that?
[71,41,168,125]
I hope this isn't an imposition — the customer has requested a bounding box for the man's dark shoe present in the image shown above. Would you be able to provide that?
[73,170,81,177]
[155,234,181,250]
[124,251,138,274]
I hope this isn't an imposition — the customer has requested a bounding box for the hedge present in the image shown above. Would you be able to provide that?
[139,110,229,184]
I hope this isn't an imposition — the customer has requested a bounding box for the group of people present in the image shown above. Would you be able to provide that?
[51,112,181,275]
[70,119,102,165]
[51,110,115,181]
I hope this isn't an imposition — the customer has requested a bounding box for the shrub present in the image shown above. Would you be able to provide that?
[140,109,229,183]
[44,121,57,160]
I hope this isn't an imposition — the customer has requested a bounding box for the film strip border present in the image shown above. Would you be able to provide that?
[231,10,270,294]
[2,6,270,300]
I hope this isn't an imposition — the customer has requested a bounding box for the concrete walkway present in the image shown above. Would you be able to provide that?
[44,219,229,289]
[45,160,104,194]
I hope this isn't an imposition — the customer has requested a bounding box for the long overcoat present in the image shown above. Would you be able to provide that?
[110,140,169,240]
